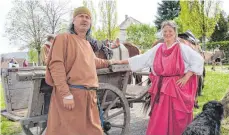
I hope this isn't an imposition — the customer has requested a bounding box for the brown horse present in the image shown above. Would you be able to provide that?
[95,41,142,84]
[123,42,142,85]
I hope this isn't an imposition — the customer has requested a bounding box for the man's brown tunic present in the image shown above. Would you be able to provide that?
[45,33,109,135]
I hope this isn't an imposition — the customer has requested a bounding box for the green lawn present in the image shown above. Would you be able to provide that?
[0,84,21,135]
[194,65,229,134]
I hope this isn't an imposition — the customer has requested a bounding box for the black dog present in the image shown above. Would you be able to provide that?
[182,100,224,135]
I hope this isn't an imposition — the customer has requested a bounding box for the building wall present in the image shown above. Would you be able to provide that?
[119,30,127,43]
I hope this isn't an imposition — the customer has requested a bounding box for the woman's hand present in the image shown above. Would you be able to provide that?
[176,71,194,87]
[176,76,189,87]
[109,59,129,65]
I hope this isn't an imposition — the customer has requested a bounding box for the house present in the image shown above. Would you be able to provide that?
[119,15,142,43]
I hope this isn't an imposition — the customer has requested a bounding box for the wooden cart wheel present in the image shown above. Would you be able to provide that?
[20,120,46,135]
[97,83,130,135]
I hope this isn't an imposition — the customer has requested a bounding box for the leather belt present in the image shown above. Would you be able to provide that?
[69,84,98,90]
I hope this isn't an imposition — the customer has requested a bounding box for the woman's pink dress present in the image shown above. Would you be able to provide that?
[146,43,198,135]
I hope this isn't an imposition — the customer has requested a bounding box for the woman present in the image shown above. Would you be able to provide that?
[117,20,204,135]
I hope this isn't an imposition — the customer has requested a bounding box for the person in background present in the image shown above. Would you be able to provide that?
[23,59,28,67]
[41,35,55,65]
[8,57,19,68]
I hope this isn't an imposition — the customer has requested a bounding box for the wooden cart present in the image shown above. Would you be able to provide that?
[1,65,150,135]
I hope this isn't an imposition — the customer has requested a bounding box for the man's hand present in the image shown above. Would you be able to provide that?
[176,76,189,87]
[63,98,75,110]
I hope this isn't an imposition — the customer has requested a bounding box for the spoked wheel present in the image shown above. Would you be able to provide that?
[20,115,47,135]
[97,83,130,135]
[21,124,46,135]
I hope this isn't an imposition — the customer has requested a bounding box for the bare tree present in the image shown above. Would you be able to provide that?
[5,0,46,65]
[5,0,70,65]
[39,0,70,34]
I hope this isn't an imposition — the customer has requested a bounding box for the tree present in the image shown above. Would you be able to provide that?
[210,11,228,42]
[5,0,46,65]
[177,0,221,50]
[126,24,157,49]
[39,0,70,34]
[155,0,180,30]
[93,28,107,41]
[27,48,38,63]
[5,0,70,65]
[98,0,119,40]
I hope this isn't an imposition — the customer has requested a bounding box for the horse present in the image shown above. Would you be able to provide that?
[123,42,142,85]
[94,41,142,85]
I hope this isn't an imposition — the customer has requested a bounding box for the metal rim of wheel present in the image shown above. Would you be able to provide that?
[21,124,46,135]
[98,83,130,135]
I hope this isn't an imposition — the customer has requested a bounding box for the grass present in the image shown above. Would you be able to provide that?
[1,84,21,135]
[194,65,229,134]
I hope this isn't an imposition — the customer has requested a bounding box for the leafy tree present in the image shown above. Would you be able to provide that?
[93,28,107,41]
[211,11,228,42]
[126,24,157,49]
[177,0,221,50]
[155,0,180,30]
[27,48,38,63]
[98,0,119,40]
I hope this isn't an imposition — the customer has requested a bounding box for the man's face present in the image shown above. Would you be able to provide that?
[73,13,91,33]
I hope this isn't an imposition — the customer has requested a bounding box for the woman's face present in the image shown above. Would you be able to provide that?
[162,25,176,43]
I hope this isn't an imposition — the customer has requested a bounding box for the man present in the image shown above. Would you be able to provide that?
[45,7,116,135]
[111,38,129,60]
[41,35,55,65]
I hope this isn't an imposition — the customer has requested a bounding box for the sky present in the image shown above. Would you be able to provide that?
[0,0,229,54]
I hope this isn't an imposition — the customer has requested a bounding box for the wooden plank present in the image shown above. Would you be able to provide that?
[121,72,130,93]
[1,110,23,121]
[9,88,31,110]
[27,79,44,117]
[134,71,150,76]
[11,109,28,117]
[98,72,125,90]
[8,81,33,90]
[125,85,149,97]
[1,76,12,112]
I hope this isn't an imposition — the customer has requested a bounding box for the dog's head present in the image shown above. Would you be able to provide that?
[203,100,224,119]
